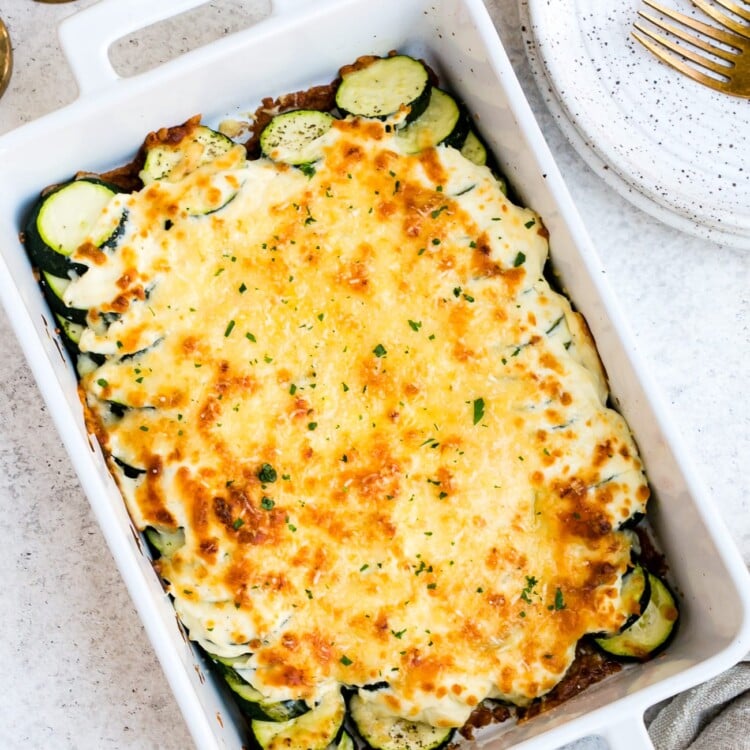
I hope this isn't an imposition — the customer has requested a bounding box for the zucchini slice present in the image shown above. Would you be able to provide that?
[460,130,487,166]
[113,456,146,478]
[349,693,454,750]
[144,526,186,559]
[220,665,309,722]
[54,313,85,350]
[260,110,335,166]
[395,88,469,154]
[251,685,345,750]
[594,572,679,660]
[618,564,651,632]
[25,179,119,277]
[140,125,235,185]
[40,270,88,325]
[336,55,431,122]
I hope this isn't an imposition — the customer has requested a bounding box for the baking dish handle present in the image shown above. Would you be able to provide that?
[58,0,211,97]
[600,713,655,750]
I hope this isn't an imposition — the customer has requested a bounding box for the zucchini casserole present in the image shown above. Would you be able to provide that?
[23,54,677,750]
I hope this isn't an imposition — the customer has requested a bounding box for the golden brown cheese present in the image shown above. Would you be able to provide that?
[67,118,648,727]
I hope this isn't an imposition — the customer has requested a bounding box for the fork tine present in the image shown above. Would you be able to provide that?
[635,15,734,73]
[710,0,750,24]
[643,0,744,48]
[692,0,750,37]
[632,28,731,93]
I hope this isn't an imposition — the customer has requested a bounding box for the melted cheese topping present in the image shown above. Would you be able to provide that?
[68,118,648,728]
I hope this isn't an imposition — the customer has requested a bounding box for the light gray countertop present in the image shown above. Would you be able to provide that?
[0,1,747,748]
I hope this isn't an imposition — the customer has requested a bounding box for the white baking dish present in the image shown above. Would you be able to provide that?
[0,0,748,748]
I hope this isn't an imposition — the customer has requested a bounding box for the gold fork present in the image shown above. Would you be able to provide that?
[633,0,750,98]
[691,0,750,37]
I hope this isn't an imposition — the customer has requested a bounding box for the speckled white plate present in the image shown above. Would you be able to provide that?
[520,0,750,248]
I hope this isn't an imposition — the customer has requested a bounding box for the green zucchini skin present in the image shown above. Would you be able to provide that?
[250,685,345,750]
[53,312,85,356]
[39,271,88,325]
[24,178,121,277]
[348,693,454,750]
[593,572,679,661]
[205,656,310,724]
[336,55,431,122]
[144,526,186,559]
[112,456,146,478]
[395,88,469,154]
[618,564,652,632]
[618,510,646,530]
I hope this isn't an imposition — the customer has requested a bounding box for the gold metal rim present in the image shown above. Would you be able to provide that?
[0,17,12,100]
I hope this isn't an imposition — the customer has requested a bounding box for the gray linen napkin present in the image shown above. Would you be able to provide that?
[646,662,750,749]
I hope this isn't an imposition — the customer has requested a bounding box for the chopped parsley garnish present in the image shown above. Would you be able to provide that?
[521,575,538,603]
[299,163,316,178]
[554,587,566,610]
[232,518,245,530]
[224,320,235,337]
[96,378,108,388]
[473,397,485,425]
[308,422,318,431]
[391,629,407,639]
[260,496,275,510]
[525,218,536,229]
[408,320,422,331]
[340,655,353,666]
[258,463,278,483]
[373,343,387,358]
[513,251,527,267]
[414,560,432,576]
[238,283,247,294]
[246,332,257,342]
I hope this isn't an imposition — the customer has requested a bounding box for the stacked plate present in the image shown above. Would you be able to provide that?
[520,0,750,248]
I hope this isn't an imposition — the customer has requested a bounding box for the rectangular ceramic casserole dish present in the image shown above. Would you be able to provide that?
[0,1,748,748]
